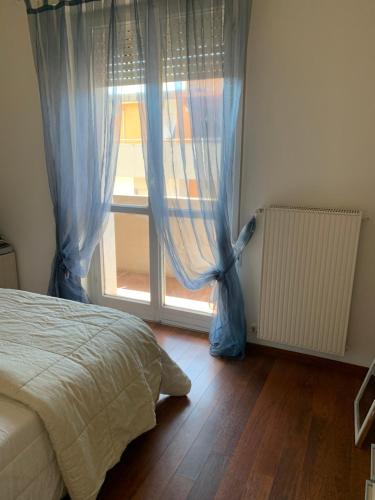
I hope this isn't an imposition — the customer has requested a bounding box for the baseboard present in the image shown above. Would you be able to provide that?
[247,340,367,377]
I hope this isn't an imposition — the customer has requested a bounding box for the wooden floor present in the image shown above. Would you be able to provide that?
[98,325,370,500]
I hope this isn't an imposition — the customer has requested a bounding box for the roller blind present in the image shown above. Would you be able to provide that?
[94,5,225,85]
[27,0,225,85]
[93,20,145,85]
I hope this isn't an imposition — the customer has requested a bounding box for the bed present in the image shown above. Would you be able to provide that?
[0,394,64,499]
[0,289,191,500]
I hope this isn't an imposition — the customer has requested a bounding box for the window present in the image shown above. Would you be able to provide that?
[92,3,237,329]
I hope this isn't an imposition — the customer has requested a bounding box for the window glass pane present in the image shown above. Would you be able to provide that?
[113,79,223,205]
[163,214,215,315]
[102,212,150,302]
[113,87,148,206]
[164,252,214,314]
[162,78,223,200]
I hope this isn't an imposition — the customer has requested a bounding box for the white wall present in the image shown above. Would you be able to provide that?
[240,0,375,366]
[0,0,374,365]
[0,0,55,293]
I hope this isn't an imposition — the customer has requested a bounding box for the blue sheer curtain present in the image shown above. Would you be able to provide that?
[26,0,125,302]
[26,0,254,357]
[134,0,255,358]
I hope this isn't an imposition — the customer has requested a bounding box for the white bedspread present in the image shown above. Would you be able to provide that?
[0,394,64,500]
[0,289,191,500]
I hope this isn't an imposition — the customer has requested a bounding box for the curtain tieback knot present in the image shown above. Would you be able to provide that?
[215,258,236,282]
[214,215,257,283]
[56,252,70,280]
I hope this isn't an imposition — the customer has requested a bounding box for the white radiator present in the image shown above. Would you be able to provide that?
[258,206,362,356]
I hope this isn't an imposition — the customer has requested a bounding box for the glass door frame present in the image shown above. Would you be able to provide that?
[89,200,213,333]
[89,73,246,334]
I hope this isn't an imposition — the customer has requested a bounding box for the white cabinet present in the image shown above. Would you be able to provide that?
[0,252,18,289]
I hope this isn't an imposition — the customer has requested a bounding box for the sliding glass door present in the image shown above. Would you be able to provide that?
[90,84,213,331]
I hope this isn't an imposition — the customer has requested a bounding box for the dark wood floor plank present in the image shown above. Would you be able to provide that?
[154,356,272,499]
[177,355,273,483]
[263,362,314,500]
[294,367,369,500]
[98,325,370,500]
[130,360,242,498]
[215,360,312,500]
[212,354,275,457]
[238,361,312,499]
[186,452,229,500]
[158,473,194,500]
